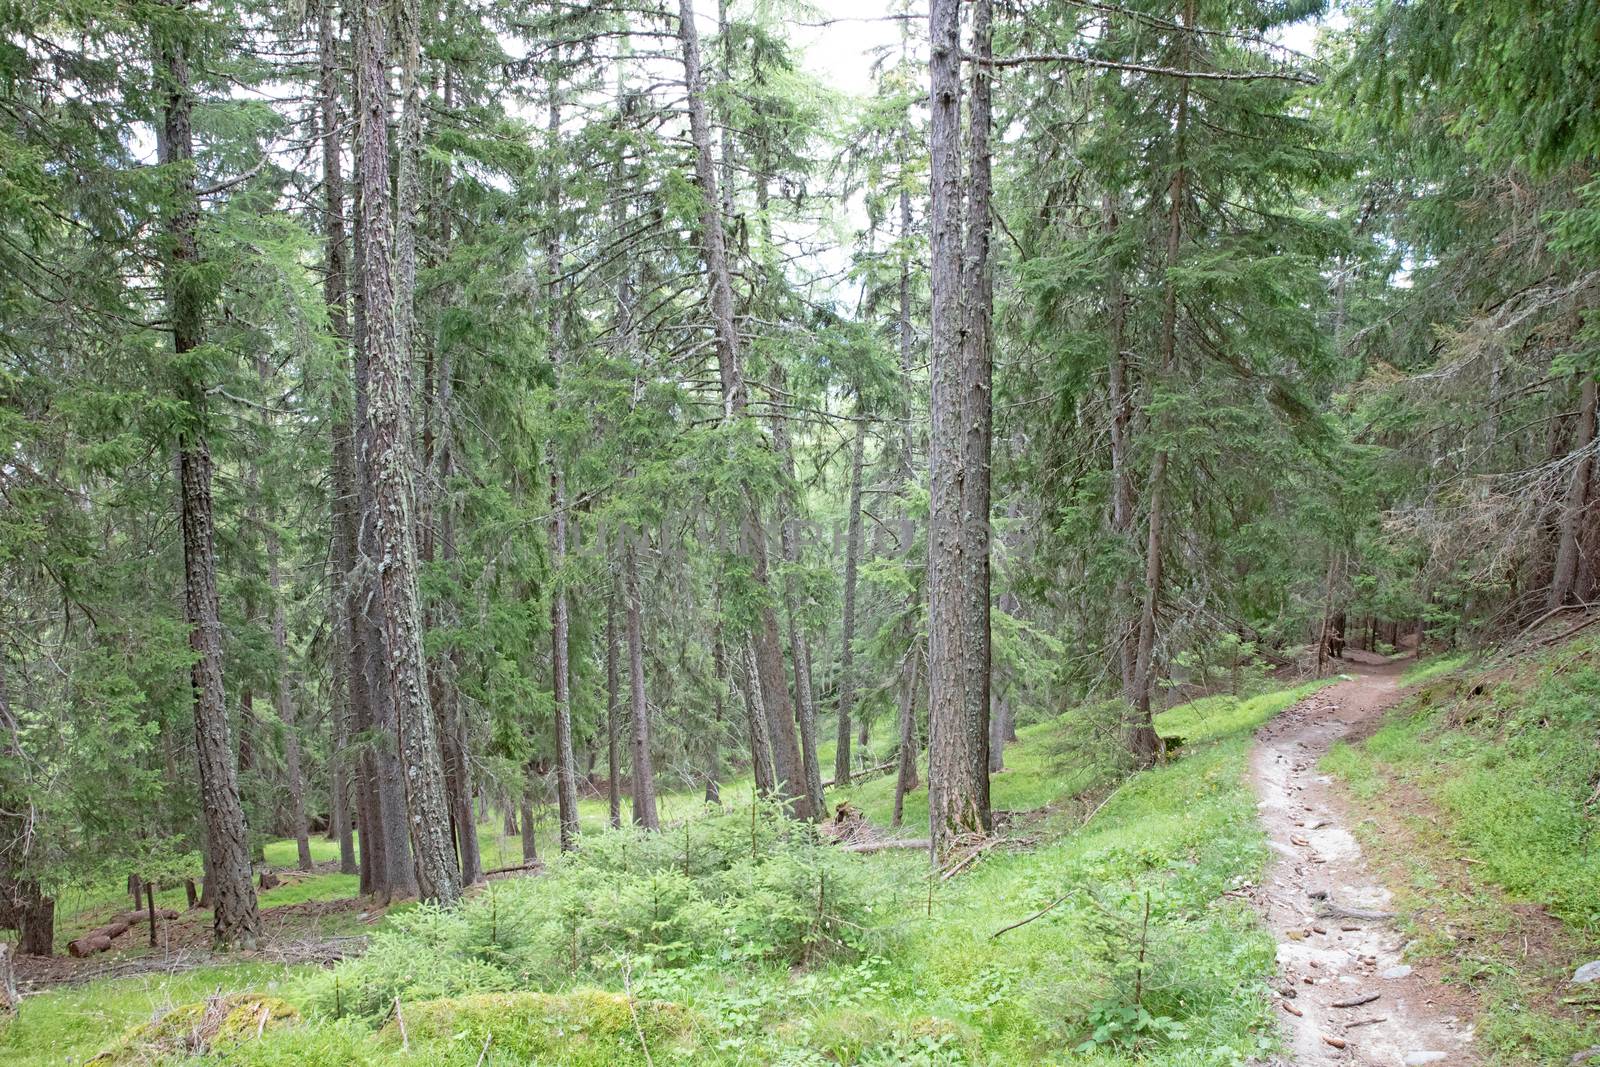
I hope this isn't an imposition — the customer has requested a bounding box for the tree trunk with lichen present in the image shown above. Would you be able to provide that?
[156,16,261,948]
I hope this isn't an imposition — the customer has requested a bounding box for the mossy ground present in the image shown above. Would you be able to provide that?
[4,683,1325,1065]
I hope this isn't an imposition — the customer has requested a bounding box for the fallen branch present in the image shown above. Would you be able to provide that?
[990,891,1072,940]
[941,837,1003,882]
[393,995,408,1052]
[822,760,894,789]
[483,860,542,877]
[1316,902,1396,922]
[839,838,931,853]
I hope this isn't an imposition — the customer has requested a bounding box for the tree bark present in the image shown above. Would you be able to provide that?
[1550,374,1597,608]
[545,85,581,852]
[676,0,810,820]
[519,766,539,863]
[156,18,261,949]
[318,2,360,876]
[740,638,777,798]
[705,633,724,803]
[1103,194,1139,699]
[15,880,54,957]
[624,534,659,829]
[266,526,313,871]
[835,415,868,785]
[891,647,921,828]
[605,582,623,828]
[770,373,825,820]
[926,0,993,855]
[355,0,459,905]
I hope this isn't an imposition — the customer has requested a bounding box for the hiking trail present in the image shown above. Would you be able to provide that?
[1250,660,1478,1066]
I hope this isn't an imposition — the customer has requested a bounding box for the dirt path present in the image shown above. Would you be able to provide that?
[1250,662,1478,1066]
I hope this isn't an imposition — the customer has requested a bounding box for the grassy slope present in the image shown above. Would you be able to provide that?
[1322,639,1600,1064]
[2,684,1322,1066]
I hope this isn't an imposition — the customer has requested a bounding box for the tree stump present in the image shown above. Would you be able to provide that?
[0,942,17,1015]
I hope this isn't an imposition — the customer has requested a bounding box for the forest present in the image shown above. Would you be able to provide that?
[2,0,1599,1063]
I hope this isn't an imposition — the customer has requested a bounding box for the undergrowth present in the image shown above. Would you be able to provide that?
[2,683,1324,1066]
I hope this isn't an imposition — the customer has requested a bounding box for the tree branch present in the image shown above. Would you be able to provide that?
[969,50,1319,84]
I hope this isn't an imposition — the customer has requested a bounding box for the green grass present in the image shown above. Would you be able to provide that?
[1322,637,1600,1064]
[2,681,1321,1066]
[1330,646,1600,930]
[1399,652,1470,686]
[0,965,310,1067]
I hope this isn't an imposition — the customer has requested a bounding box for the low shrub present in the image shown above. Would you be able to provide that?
[306,804,883,1022]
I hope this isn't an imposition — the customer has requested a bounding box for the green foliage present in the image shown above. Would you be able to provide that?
[305,806,879,1022]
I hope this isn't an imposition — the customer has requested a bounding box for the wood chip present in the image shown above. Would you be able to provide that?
[1346,1016,1388,1028]
[1281,1001,1303,1017]
[1322,1035,1347,1049]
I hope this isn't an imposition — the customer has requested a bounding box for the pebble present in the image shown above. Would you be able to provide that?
[1572,960,1600,984]
[1403,1054,1448,1066]
[1380,964,1413,979]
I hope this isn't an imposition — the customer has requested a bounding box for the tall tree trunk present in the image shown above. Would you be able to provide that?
[1103,194,1139,699]
[519,766,539,863]
[770,375,825,819]
[156,19,261,949]
[1550,374,1597,608]
[988,589,1018,774]
[624,534,659,829]
[355,0,459,906]
[741,639,777,798]
[417,65,480,888]
[0,664,53,957]
[926,0,993,855]
[891,646,921,828]
[676,0,810,820]
[545,85,580,852]
[266,524,313,871]
[320,2,358,876]
[705,633,725,803]
[1129,1,1194,762]
[346,72,387,901]
[605,583,623,829]
[835,415,867,786]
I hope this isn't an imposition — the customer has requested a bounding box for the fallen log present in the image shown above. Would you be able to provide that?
[838,838,931,854]
[68,934,113,958]
[821,760,895,789]
[117,908,177,925]
[66,908,174,957]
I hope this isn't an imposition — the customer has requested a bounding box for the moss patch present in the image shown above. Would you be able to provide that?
[89,993,298,1064]
[381,990,696,1065]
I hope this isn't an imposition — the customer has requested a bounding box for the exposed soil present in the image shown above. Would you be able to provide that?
[14,893,372,990]
[1250,661,1480,1066]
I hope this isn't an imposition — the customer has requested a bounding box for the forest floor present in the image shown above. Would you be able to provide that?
[5,642,1598,1065]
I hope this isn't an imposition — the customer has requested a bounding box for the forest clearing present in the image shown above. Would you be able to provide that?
[4,0,1600,1063]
